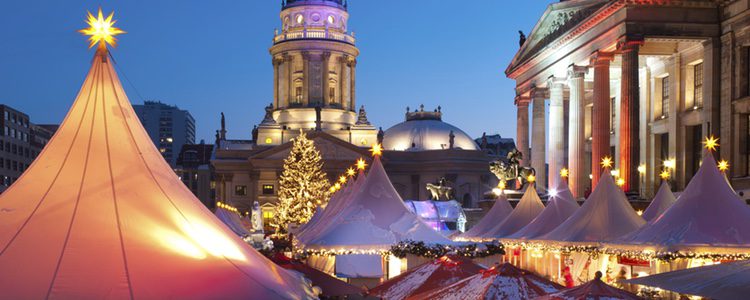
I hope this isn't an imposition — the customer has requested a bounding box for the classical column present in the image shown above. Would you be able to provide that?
[322,52,331,106]
[516,98,530,167]
[302,51,310,106]
[567,65,587,198]
[273,56,281,109]
[531,88,547,190]
[350,59,357,111]
[548,77,566,189]
[591,51,614,187]
[619,38,643,193]
[285,54,293,107]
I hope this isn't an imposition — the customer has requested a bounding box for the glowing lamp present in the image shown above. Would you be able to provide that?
[497,181,506,190]
[636,210,643,216]
[610,169,620,178]
[637,164,646,174]
[548,189,557,198]
[492,188,502,196]
[664,158,676,170]
[79,8,125,48]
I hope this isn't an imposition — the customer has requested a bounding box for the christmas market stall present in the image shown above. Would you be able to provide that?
[640,181,676,222]
[215,201,253,238]
[624,259,750,299]
[413,263,563,300]
[456,194,513,241]
[535,271,641,300]
[368,255,484,300]
[485,185,545,240]
[0,9,317,299]
[271,253,365,298]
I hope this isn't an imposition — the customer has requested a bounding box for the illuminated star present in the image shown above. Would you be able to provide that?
[718,160,729,172]
[497,181,506,190]
[601,156,613,169]
[703,136,719,152]
[527,174,536,183]
[559,168,569,178]
[334,183,341,190]
[346,168,356,177]
[370,144,383,156]
[79,8,125,48]
[616,178,625,187]
[659,169,671,180]
[339,175,347,184]
[356,158,367,170]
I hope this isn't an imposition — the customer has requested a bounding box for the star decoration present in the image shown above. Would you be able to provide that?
[339,175,347,184]
[356,158,367,170]
[559,168,569,178]
[718,160,729,172]
[703,136,719,152]
[498,181,506,190]
[659,169,671,180]
[346,168,356,177]
[616,178,625,187]
[601,156,613,169]
[527,174,536,183]
[79,8,125,48]
[370,144,383,156]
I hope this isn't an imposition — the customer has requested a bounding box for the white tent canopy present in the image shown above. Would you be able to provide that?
[540,172,645,244]
[641,181,676,222]
[296,170,365,244]
[486,186,545,239]
[625,259,750,299]
[615,153,750,251]
[300,156,451,250]
[458,195,513,240]
[508,179,579,240]
[0,48,315,299]
[215,203,253,237]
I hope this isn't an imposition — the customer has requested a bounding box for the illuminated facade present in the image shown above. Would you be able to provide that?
[508,0,750,199]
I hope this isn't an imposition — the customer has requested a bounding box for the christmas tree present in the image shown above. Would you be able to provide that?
[272,130,331,233]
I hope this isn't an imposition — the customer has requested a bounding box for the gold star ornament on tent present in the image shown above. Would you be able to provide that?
[79,8,125,48]
[601,156,613,169]
[702,136,719,152]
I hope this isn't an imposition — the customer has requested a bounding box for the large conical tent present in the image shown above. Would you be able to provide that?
[0,43,315,298]
[486,186,545,239]
[368,255,485,300]
[300,155,450,250]
[541,172,645,244]
[641,181,676,222]
[615,153,750,251]
[508,179,579,240]
[215,202,253,237]
[296,169,365,244]
[458,194,513,241]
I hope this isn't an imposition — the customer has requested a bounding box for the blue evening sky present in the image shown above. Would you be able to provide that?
[0,1,550,143]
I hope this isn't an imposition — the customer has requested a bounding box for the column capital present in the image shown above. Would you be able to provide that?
[301,51,311,59]
[322,51,331,60]
[568,64,588,79]
[547,75,567,88]
[515,95,531,106]
[530,86,549,99]
[272,56,284,66]
[617,35,644,52]
[590,51,614,66]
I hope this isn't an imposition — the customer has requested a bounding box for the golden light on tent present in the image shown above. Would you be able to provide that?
[601,156,613,169]
[370,143,383,156]
[334,182,341,190]
[79,8,125,48]
[559,168,569,178]
[703,135,719,152]
[338,175,347,184]
[527,174,536,183]
[346,168,356,177]
[637,164,646,174]
[356,158,367,170]
[718,160,730,172]
[329,186,337,193]
[659,169,671,180]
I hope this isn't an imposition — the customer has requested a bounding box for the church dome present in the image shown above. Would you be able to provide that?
[283,0,347,10]
[383,106,480,151]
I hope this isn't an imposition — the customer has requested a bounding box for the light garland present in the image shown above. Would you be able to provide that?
[295,240,505,259]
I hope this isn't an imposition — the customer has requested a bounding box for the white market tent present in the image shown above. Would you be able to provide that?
[540,172,645,244]
[0,47,315,299]
[641,181,676,222]
[485,186,545,239]
[508,179,579,240]
[613,153,750,253]
[625,259,750,299]
[300,156,451,251]
[215,202,253,237]
[458,195,513,241]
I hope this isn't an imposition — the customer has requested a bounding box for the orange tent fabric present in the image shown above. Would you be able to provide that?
[369,255,484,300]
[0,48,315,299]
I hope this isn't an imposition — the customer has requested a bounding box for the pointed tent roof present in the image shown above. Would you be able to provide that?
[541,172,645,244]
[486,186,545,239]
[215,203,252,237]
[271,253,364,298]
[368,255,485,300]
[415,263,563,300]
[616,153,750,251]
[301,156,451,250]
[296,170,365,244]
[537,272,640,300]
[641,181,676,222]
[508,179,579,240]
[0,49,314,299]
[458,195,513,241]
[625,259,750,300]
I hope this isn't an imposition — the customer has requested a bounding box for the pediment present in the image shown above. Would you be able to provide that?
[252,131,371,161]
[508,0,609,74]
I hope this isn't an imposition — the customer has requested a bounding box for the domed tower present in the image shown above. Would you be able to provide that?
[257,0,377,146]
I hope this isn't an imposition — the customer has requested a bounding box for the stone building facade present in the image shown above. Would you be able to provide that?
[508,0,750,199]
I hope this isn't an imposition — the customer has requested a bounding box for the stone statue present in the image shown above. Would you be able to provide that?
[490,149,536,189]
[426,177,454,200]
[518,30,527,47]
[377,127,384,145]
[252,125,259,142]
[220,112,227,140]
[261,103,275,124]
[215,130,221,146]
[481,132,488,149]
[251,201,263,233]
[449,130,455,149]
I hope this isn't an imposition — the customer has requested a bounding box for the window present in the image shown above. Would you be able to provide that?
[295,86,303,104]
[262,184,275,195]
[327,15,335,24]
[235,185,247,196]
[661,76,670,118]
[296,14,304,24]
[262,209,275,225]
[329,87,335,103]
[610,97,616,134]
[265,137,273,144]
[693,63,703,109]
